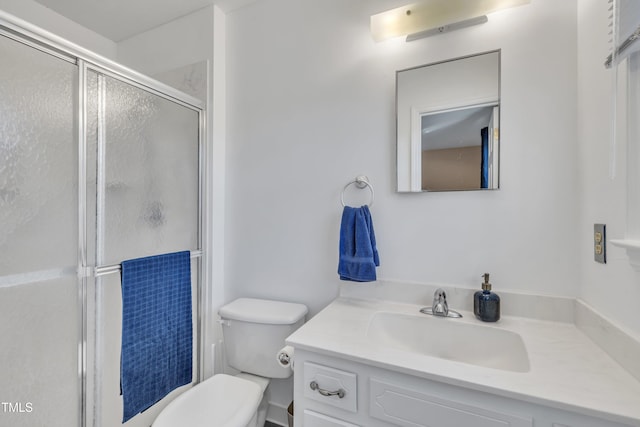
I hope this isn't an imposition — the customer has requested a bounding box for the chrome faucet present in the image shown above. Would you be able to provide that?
[420,288,462,318]
[431,288,449,316]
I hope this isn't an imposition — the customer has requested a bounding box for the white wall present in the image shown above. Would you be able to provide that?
[577,1,640,336]
[0,0,116,58]
[117,6,214,77]
[225,0,580,317]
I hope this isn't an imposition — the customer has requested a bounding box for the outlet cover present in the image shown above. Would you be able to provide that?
[594,224,606,264]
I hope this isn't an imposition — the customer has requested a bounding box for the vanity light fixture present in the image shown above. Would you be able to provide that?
[406,16,488,42]
[370,0,531,42]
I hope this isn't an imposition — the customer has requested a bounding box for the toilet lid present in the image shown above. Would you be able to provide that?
[219,298,308,325]
[152,374,262,427]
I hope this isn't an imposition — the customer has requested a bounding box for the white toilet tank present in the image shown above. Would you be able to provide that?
[219,298,308,378]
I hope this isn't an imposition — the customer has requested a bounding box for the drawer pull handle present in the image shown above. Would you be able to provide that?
[309,381,345,398]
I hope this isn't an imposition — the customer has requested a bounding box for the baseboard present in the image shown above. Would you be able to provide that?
[266,401,289,427]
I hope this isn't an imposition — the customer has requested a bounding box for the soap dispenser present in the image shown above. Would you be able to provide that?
[474,273,500,322]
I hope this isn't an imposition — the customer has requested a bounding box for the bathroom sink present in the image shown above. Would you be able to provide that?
[366,312,530,373]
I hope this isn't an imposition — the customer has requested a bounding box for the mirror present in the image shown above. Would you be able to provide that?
[396,51,500,192]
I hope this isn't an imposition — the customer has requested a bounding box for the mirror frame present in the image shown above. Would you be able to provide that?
[396,50,501,192]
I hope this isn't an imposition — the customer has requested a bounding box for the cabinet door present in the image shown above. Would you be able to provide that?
[303,410,360,427]
[370,378,533,427]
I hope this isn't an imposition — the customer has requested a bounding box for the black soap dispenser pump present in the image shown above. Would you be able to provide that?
[474,273,500,322]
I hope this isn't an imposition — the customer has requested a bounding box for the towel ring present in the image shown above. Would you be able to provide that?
[341,176,374,207]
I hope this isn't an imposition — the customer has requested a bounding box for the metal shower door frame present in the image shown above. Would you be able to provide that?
[0,12,207,427]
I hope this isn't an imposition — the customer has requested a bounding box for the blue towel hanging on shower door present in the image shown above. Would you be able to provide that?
[120,250,192,423]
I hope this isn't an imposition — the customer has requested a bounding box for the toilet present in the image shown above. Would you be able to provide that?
[152,297,308,427]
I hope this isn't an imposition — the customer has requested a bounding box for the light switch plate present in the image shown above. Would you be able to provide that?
[594,224,606,264]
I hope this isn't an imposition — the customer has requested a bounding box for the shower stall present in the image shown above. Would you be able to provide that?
[0,15,206,427]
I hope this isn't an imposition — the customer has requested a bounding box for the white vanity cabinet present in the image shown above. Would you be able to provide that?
[292,349,636,427]
[303,410,360,427]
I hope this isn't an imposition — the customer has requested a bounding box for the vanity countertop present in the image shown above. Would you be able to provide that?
[286,297,640,426]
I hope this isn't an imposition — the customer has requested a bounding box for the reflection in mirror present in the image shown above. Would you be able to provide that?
[397,50,500,192]
[421,104,499,191]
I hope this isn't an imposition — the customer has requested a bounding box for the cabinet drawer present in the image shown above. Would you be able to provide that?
[369,378,533,427]
[303,410,360,427]
[303,362,357,413]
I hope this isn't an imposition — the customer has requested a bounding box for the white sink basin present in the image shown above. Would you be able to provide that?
[366,311,530,373]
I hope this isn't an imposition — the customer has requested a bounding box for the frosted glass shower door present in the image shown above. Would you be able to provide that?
[94,74,200,264]
[88,70,201,427]
[0,34,80,427]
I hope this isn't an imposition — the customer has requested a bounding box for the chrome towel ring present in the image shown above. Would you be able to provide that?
[341,175,374,207]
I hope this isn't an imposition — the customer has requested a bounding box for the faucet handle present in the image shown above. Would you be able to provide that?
[432,288,449,316]
[420,287,462,318]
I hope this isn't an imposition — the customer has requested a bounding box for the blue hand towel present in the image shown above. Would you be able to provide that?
[338,205,380,282]
[120,251,192,423]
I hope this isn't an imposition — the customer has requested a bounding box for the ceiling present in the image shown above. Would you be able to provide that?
[33,0,259,42]
[421,106,494,151]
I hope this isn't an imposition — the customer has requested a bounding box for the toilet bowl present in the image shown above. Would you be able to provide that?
[152,298,308,427]
[152,374,262,427]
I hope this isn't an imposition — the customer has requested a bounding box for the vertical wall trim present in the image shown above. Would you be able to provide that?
[209,5,227,377]
[197,105,205,382]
